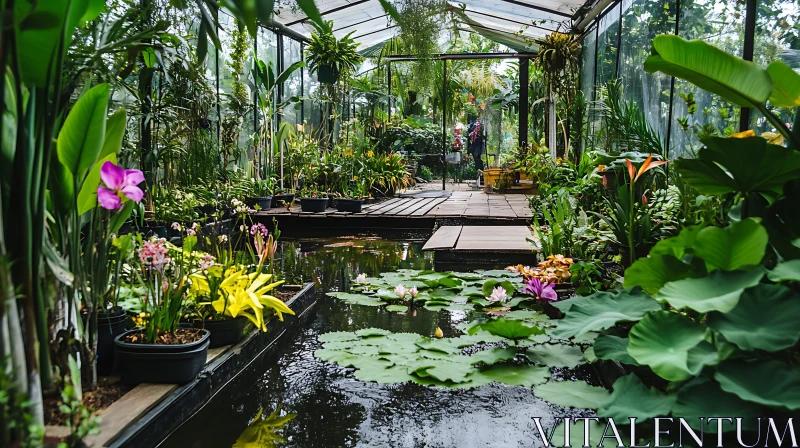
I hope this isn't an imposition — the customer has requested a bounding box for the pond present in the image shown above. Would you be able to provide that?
[160,232,597,448]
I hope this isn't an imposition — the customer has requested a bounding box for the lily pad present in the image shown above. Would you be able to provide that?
[386,304,409,312]
[468,318,545,340]
[318,332,360,343]
[416,361,475,384]
[627,311,711,382]
[524,344,585,368]
[354,363,415,383]
[468,348,517,366]
[415,338,460,354]
[355,328,391,337]
[314,349,358,366]
[598,374,676,421]
[533,381,610,409]
[481,364,550,387]
[767,259,800,282]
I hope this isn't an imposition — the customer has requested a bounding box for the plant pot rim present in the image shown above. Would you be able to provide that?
[300,197,328,201]
[114,328,210,351]
[338,198,365,202]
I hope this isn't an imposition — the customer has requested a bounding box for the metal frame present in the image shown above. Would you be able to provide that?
[497,0,572,17]
[462,8,558,33]
[285,0,373,27]
[385,51,537,62]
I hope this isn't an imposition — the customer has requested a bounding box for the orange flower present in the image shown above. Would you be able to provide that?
[626,154,669,183]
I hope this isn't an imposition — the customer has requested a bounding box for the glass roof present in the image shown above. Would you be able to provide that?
[273,0,581,50]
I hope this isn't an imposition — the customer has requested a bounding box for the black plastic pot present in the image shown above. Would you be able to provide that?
[139,225,168,239]
[114,329,210,384]
[337,198,364,213]
[270,194,295,208]
[182,317,251,349]
[300,198,328,213]
[245,196,272,211]
[96,307,127,376]
[317,64,339,84]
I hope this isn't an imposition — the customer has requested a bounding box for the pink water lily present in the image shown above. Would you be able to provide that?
[394,284,408,299]
[522,277,558,302]
[487,286,508,303]
[97,161,144,210]
[409,286,418,298]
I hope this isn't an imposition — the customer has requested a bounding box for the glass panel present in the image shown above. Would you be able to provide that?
[580,26,597,148]
[283,38,303,127]
[749,0,799,134]
[595,5,621,88]
[219,13,254,163]
[669,0,746,156]
[617,0,676,155]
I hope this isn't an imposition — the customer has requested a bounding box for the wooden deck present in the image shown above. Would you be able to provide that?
[256,191,533,223]
[423,225,537,270]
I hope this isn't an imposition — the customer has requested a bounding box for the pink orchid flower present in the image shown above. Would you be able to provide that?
[97,161,144,210]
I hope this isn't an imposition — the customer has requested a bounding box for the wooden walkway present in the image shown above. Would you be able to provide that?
[256,191,533,222]
[422,226,534,253]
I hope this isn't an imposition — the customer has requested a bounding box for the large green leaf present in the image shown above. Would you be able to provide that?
[672,377,762,433]
[57,83,110,182]
[692,218,768,271]
[627,311,711,381]
[767,60,800,107]
[623,255,701,295]
[480,365,550,387]
[767,260,800,282]
[707,283,800,352]
[17,0,85,86]
[533,381,610,409]
[656,267,765,313]
[593,335,638,366]
[598,374,676,421]
[674,136,800,198]
[644,35,772,107]
[550,291,662,340]
[467,347,517,366]
[715,360,800,410]
[524,344,585,368]
[99,108,127,159]
[649,225,704,259]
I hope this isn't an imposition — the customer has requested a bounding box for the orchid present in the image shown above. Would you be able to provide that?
[521,277,558,302]
[97,161,145,210]
[138,238,170,273]
[487,286,508,303]
[394,284,408,299]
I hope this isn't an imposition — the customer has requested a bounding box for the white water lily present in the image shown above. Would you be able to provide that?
[487,286,508,303]
[394,284,408,299]
[355,273,368,284]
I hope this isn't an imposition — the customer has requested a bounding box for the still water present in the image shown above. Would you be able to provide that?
[160,233,594,448]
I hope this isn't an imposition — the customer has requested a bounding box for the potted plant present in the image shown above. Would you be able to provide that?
[246,177,275,210]
[184,223,292,348]
[299,186,329,213]
[114,236,209,384]
[337,179,368,213]
[305,21,362,86]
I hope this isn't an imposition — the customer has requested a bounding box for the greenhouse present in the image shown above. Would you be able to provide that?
[1,0,799,446]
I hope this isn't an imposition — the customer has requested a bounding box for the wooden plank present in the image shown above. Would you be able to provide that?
[411,197,448,216]
[422,226,463,251]
[386,198,434,216]
[454,226,532,252]
[369,198,415,215]
[360,197,402,214]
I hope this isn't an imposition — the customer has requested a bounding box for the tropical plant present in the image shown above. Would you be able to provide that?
[531,189,578,257]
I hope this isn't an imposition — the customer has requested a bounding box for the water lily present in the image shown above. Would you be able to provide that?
[434,327,443,338]
[408,286,418,298]
[394,284,408,299]
[97,161,144,210]
[522,277,558,302]
[487,286,508,303]
[355,273,367,284]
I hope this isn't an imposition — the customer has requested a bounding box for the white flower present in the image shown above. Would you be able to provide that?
[487,286,508,303]
[394,284,408,299]
[355,273,367,284]
[231,198,243,207]
[218,235,228,243]
[171,222,182,231]
[192,222,201,231]
[409,286,418,298]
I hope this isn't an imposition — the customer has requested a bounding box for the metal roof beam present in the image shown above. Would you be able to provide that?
[462,8,557,32]
[353,24,397,40]
[334,14,389,31]
[285,0,374,27]
[496,0,572,18]
[385,51,536,61]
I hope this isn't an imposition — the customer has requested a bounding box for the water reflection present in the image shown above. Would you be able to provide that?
[233,407,296,448]
[161,235,594,448]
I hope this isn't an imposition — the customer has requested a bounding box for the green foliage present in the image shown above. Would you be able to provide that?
[58,356,100,447]
[549,290,661,340]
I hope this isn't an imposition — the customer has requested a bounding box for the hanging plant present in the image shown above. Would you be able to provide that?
[534,31,581,109]
[393,0,447,89]
[305,20,363,86]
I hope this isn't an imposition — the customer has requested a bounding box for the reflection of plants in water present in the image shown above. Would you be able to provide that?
[233,406,296,448]
[275,239,433,290]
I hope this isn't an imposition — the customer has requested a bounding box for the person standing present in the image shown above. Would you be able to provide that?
[467,113,485,171]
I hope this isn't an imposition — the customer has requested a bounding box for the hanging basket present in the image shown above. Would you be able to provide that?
[317,64,339,84]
